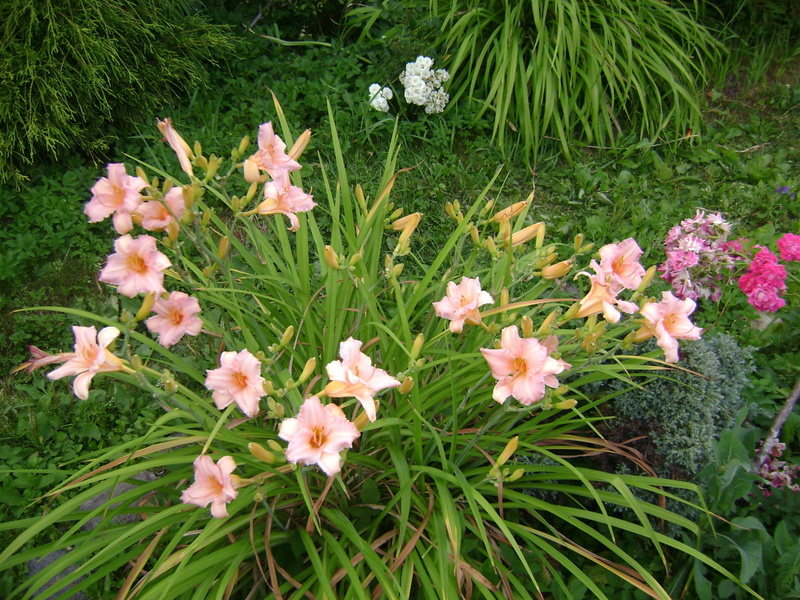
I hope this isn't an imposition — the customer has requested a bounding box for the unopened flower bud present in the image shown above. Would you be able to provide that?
[480,199,495,216]
[134,292,156,321]
[553,399,577,410]
[249,442,276,464]
[535,253,559,269]
[561,301,582,321]
[243,158,261,184]
[520,315,534,338]
[202,210,212,227]
[216,236,229,260]
[167,220,180,242]
[392,213,422,245]
[541,260,572,279]
[537,309,560,335]
[500,287,510,307]
[193,141,202,159]
[637,265,657,293]
[298,357,317,384]
[453,201,461,214]
[484,237,497,256]
[288,129,311,161]
[398,376,414,394]
[410,334,424,360]
[388,208,404,221]
[580,242,595,253]
[348,252,361,267]
[489,200,528,223]
[195,155,208,171]
[130,355,143,371]
[263,380,275,395]
[445,202,456,219]
[204,154,220,182]
[244,182,259,205]
[135,167,149,185]
[573,233,584,253]
[497,436,518,467]
[498,219,511,245]
[323,245,340,270]
[392,263,404,278]
[151,177,160,189]
[267,397,285,419]
[237,135,250,157]
[354,184,367,212]
[510,222,545,247]
[469,224,481,246]
[120,309,133,324]
[280,326,295,347]
[354,410,371,431]
[507,467,525,482]
[182,185,194,210]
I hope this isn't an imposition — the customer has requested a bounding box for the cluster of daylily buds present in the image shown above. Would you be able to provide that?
[18,119,707,520]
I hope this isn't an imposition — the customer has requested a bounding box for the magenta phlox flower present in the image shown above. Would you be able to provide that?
[738,246,788,312]
[181,455,238,518]
[205,349,266,417]
[255,171,316,232]
[635,292,702,363]
[137,187,186,231]
[98,235,171,297]
[244,122,301,182]
[323,337,401,422]
[432,276,494,333]
[278,396,360,476]
[145,291,203,347]
[777,233,800,262]
[480,326,570,406]
[84,163,147,234]
[46,326,125,400]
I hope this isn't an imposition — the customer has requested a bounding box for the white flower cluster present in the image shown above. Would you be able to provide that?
[399,56,450,114]
[368,83,393,113]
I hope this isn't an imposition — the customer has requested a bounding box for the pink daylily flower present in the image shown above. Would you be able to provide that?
[137,187,186,231]
[323,337,401,422]
[145,291,203,347]
[98,235,171,298]
[205,349,266,417]
[432,276,494,333]
[278,396,360,476]
[597,238,647,291]
[480,326,570,406]
[244,122,301,182]
[46,326,125,400]
[255,171,316,232]
[157,118,193,177]
[635,291,702,363]
[84,163,147,234]
[574,261,639,323]
[181,455,238,518]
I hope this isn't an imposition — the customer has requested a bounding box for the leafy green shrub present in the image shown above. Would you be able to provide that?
[0,0,234,184]
[432,0,724,162]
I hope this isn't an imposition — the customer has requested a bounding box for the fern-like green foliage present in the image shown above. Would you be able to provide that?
[612,334,755,480]
[0,0,234,184]
[434,0,725,162]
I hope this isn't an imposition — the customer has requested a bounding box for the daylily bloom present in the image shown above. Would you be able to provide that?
[157,118,193,177]
[46,326,125,400]
[145,291,203,347]
[432,276,494,333]
[205,349,266,417]
[634,291,702,363]
[597,238,646,291]
[84,163,147,234]
[98,235,171,297]
[323,337,401,422]
[137,187,186,231]
[243,122,301,182]
[181,455,238,518]
[254,171,316,231]
[278,396,360,476]
[574,261,639,323]
[480,326,570,406]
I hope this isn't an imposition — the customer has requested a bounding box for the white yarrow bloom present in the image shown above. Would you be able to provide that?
[368,83,393,113]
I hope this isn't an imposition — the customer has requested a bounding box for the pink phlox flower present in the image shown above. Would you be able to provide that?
[157,118,193,177]
[636,292,702,363]
[46,326,124,400]
[181,455,238,518]
[480,326,570,406]
[597,238,646,291]
[432,276,494,333]
[244,122,302,182]
[323,337,401,422]
[137,187,186,231]
[84,163,147,234]
[255,171,316,232]
[742,281,786,312]
[98,234,171,298]
[278,396,360,476]
[777,233,800,262]
[205,349,266,417]
[676,235,705,254]
[575,261,639,323]
[145,291,203,347]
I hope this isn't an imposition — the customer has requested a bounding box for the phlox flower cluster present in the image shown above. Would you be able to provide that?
[368,84,393,113]
[738,246,788,312]
[659,210,742,302]
[398,56,450,114]
[757,441,800,497]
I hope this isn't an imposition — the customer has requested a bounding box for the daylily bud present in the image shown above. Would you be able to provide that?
[489,201,528,223]
[469,224,481,246]
[263,380,275,395]
[445,202,456,219]
[498,219,511,245]
[553,399,578,410]
[480,199,495,216]
[348,252,361,267]
[130,355,143,371]
[204,154,220,182]
[637,265,657,293]
[120,309,133,324]
[243,158,261,184]
[535,253,558,269]
[510,222,545,247]
[298,357,317,384]
[354,410,371,431]
[453,201,461,213]
[182,185,194,210]
[388,208,404,221]
[355,184,367,212]
[323,245,341,270]
[280,326,295,347]
[135,167,149,185]
[162,178,174,194]
[249,442,276,463]
[573,233,584,253]
[497,436,518,467]
[267,397,284,418]
[392,263,404,278]
[238,135,250,157]
[195,155,208,171]
[202,210,212,226]
[580,242,595,253]
[484,237,497,256]
[267,439,283,453]
[392,212,422,242]
[134,292,156,321]
[230,196,240,213]
[152,177,160,189]
[537,309,560,335]
[500,287,510,307]
[216,236,229,260]
[561,302,582,321]
[193,141,202,159]
[410,334,424,360]
[288,128,311,161]
[398,376,414,394]
[541,260,572,279]
[167,220,180,242]
[520,315,534,338]
[507,468,525,482]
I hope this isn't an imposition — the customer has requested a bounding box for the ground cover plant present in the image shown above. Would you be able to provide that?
[0,1,799,597]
